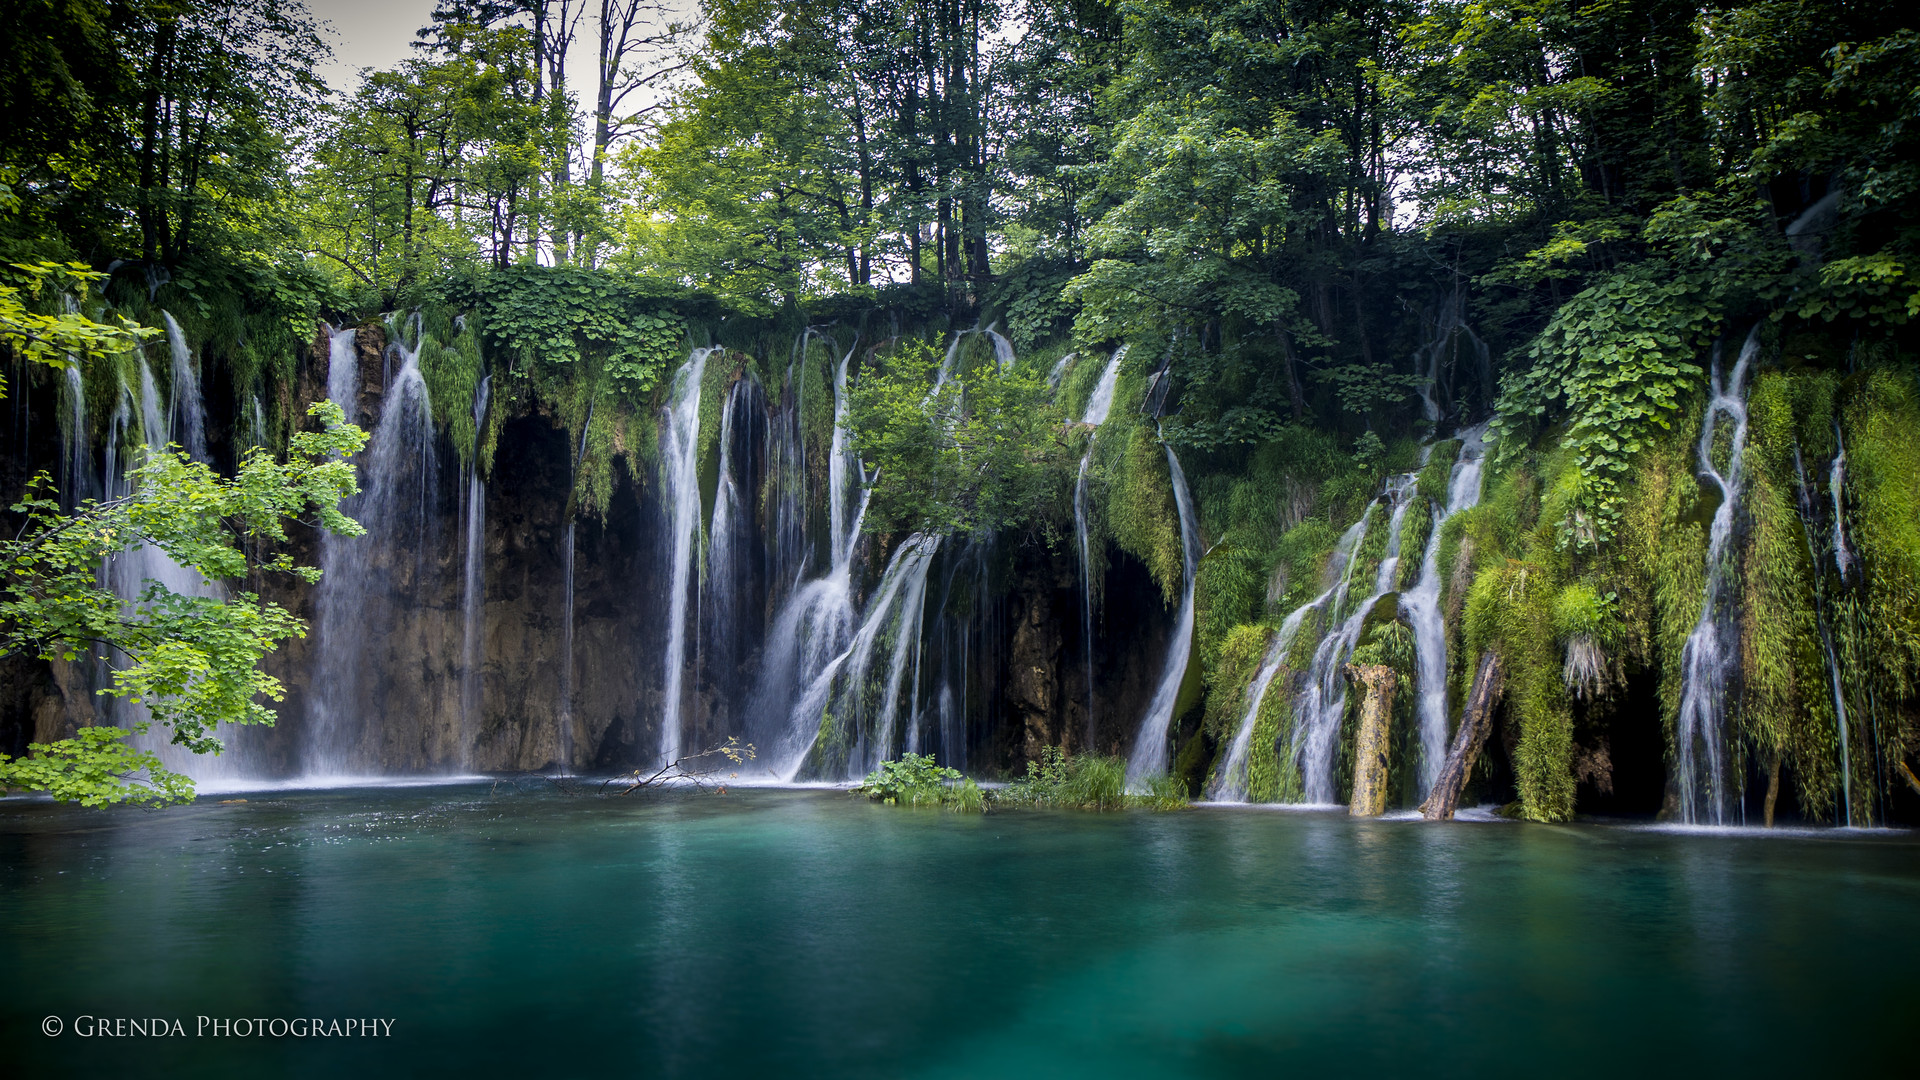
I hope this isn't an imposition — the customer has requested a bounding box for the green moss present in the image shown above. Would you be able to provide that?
[1464,559,1575,821]
[1267,516,1339,614]
[1193,542,1266,678]
[1417,439,1461,505]
[1395,500,1436,592]
[1205,624,1273,740]
[1842,366,1920,795]
[1098,423,1184,604]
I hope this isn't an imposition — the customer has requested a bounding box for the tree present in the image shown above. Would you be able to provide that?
[850,337,1067,536]
[0,401,367,807]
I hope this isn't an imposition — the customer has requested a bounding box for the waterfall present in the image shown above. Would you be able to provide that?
[1830,427,1855,584]
[160,312,207,462]
[60,365,93,507]
[1124,443,1202,785]
[657,348,718,767]
[753,332,876,776]
[460,376,490,767]
[108,352,242,781]
[308,317,439,777]
[781,534,941,780]
[1047,352,1076,388]
[559,521,577,773]
[326,324,359,411]
[703,377,760,722]
[1403,422,1491,801]
[984,325,1016,371]
[763,353,813,614]
[1209,514,1371,802]
[1792,445,1854,826]
[1673,326,1762,825]
[1290,473,1419,804]
[1411,287,1491,424]
[927,539,992,770]
[1074,346,1129,745]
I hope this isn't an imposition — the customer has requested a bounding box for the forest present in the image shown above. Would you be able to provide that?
[2,0,1918,827]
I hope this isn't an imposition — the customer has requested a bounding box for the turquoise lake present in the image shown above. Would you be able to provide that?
[3,785,1916,1077]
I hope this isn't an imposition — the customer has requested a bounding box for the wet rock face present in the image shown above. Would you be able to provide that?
[1011,571,1061,761]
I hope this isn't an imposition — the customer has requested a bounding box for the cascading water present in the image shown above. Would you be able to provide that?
[160,312,207,463]
[1047,352,1076,388]
[1403,422,1491,800]
[753,332,875,775]
[1290,473,1419,804]
[1411,286,1492,425]
[703,375,764,712]
[657,348,718,767]
[109,349,242,781]
[60,365,93,506]
[1208,514,1371,802]
[308,317,439,777]
[1074,345,1128,743]
[1829,427,1855,584]
[1792,444,1854,826]
[326,324,359,411]
[1124,442,1202,785]
[247,395,268,451]
[556,401,596,774]
[924,539,982,766]
[460,375,490,766]
[1673,326,1762,825]
[780,534,941,780]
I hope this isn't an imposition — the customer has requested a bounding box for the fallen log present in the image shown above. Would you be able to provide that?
[1419,649,1505,821]
[1346,663,1397,817]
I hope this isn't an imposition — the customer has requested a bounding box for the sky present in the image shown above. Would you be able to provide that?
[308,0,443,93]
[306,0,696,103]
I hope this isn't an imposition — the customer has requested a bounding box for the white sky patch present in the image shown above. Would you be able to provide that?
[308,0,442,94]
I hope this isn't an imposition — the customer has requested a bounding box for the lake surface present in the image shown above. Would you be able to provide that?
[2,785,1915,1077]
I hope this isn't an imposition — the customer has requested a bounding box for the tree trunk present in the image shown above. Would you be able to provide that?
[1346,663,1396,817]
[1420,650,1505,820]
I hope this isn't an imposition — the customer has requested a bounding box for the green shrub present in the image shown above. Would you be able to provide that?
[851,753,985,812]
